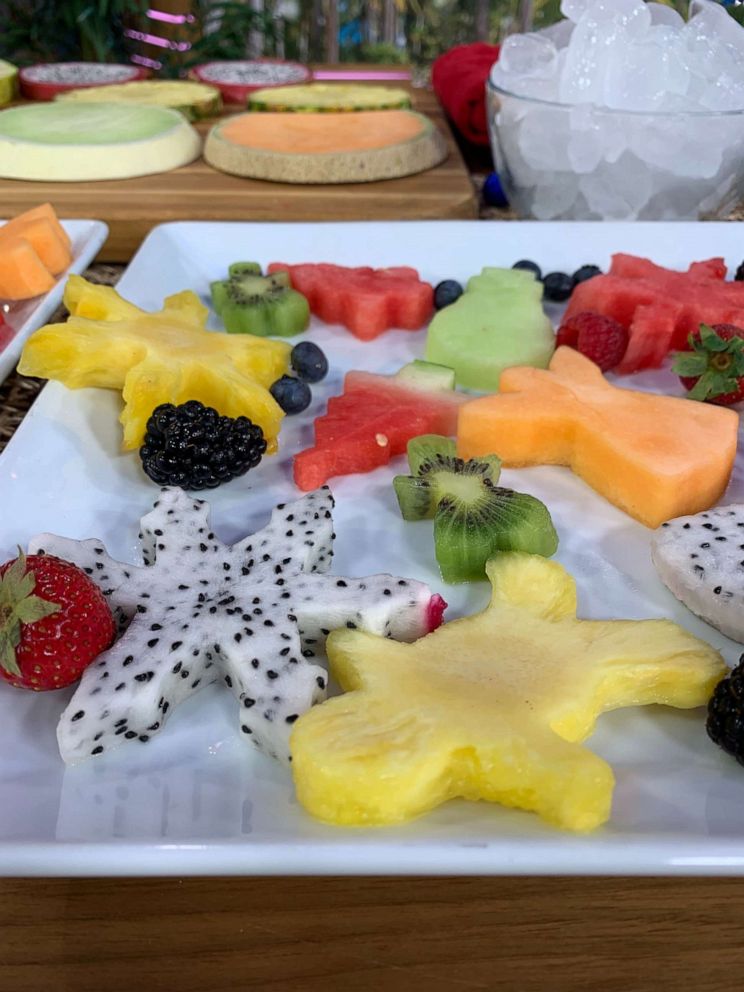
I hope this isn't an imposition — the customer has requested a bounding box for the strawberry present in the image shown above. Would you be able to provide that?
[673,323,744,406]
[0,551,116,690]
[555,311,629,372]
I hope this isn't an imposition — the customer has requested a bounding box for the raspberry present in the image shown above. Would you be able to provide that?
[555,311,628,372]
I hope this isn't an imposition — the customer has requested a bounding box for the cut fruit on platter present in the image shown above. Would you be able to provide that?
[19,62,148,101]
[204,109,448,183]
[56,80,222,121]
[0,103,202,182]
[190,60,311,104]
[247,82,411,112]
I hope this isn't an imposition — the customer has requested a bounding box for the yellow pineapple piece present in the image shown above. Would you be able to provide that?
[291,553,725,832]
[19,277,291,452]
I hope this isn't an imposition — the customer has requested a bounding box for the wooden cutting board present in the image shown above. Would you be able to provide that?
[0,73,477,262]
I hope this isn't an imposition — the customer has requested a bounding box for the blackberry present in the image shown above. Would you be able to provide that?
[706,655,744,764]
[735,262,744,282]
[140,401,266,491]
[543,271,574,302]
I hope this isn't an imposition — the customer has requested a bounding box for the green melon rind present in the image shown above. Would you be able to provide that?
[0,103,202,182]
[204,111,447,185]
[247,83,411,113]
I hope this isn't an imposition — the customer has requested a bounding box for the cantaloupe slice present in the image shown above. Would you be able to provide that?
[0,216,71,275]
[1,203,71,252]
[204,109,447,184]
[0,237,56,300]
[457,347,738,529]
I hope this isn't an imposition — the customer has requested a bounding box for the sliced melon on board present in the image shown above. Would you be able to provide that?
[204,109,447,184]
[0,103,201,182]
[247,83,411,112]
[0,61,18,107]
[56,80,222,121]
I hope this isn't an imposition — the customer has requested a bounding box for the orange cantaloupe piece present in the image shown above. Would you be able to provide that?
[0,216,71,275]
[0,203,71,252]
[457,347,739,529]
[0,237,56,300]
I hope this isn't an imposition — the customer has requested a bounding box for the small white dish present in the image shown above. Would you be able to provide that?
[0,219,109,385]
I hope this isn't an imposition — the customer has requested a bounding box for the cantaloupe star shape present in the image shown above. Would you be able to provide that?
[291,553,725,832]
[457,347,738,529]
[18,275,291,452]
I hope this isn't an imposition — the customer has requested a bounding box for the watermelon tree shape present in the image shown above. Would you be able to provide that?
[565,254,744,374]
[293,360,467,491]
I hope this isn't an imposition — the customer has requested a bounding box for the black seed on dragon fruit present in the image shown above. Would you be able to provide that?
[28,486,446,765]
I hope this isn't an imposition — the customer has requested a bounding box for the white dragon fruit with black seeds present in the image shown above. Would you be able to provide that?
[652,504,744,644]
[28,486,445,764]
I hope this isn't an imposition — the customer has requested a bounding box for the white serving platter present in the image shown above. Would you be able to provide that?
[1,220,744,878]
[0,219,109,385]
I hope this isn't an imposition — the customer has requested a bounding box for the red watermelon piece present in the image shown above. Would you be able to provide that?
[293,368,467,491]
[566,254,744,374]
[267,262,433,341]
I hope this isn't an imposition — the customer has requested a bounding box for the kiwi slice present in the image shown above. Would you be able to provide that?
[394,435,558,583]
[210,261,309,337]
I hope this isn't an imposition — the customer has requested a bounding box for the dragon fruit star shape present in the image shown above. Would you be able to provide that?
[28,486,445,764]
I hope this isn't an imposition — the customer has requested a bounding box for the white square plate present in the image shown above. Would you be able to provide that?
[0,219,109,385]
[1,220,744,877]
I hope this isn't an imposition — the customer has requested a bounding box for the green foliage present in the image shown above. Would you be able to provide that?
[0,0,146,65]
[348,42,409,64]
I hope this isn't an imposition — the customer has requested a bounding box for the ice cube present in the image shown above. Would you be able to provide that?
[628,117,725,179]
[498,34,558,78]
[647,2,684,31]
[567,105,604,172]
[535,18,575,50]
[530,176,580,219]
[517,108,573,172]
[602,26,689,110]
[578,153,653,219]
[560,0,593,23]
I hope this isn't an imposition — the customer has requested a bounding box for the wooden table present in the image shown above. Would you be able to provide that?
[0,75,477,262]
[1,875,742,990]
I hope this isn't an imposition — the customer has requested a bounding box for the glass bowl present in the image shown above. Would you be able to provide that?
[487,79,744,221]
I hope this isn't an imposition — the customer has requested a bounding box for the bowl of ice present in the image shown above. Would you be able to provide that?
[488,0,744,220]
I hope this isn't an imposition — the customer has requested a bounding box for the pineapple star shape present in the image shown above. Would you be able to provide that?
[18,275,290,452]
[291,553,725,832]
[28,487,436,765]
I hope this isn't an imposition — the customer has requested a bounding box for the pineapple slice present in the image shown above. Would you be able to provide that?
[19,277,291,452]
[291,553,725,832]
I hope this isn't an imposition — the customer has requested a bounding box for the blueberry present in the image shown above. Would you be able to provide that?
[572,264,602,286]
[735,262,744,282]
[483,172,508,208]
[290,341,328,383]
[269,375,312,415]
[543,272,574,302]
[512,260,542,281]
[434,280,464,311]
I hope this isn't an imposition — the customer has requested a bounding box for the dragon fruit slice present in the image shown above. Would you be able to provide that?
[652,504,744,644]
[28,486,444,764]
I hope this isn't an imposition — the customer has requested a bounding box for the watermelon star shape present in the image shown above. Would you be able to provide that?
[290,552,725,832]
[27,487,443,765]
[18,275,290,451]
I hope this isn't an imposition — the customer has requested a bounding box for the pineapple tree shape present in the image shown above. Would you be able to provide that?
[291,553,726,832]
[18,275,291,452]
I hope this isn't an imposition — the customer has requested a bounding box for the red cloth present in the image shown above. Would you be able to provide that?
[432,43,500,146]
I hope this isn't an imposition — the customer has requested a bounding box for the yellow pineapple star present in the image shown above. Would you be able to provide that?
[291,553,725,832]
[18,276,291,452]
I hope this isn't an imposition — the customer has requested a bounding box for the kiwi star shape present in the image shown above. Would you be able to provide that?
[291,553,725,832]
[393,435,558,582]
[18,275,290,452]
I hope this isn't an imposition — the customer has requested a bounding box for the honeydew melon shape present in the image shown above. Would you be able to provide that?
[205,109,447,184]
[0,103,202,182]
[248,83,411,112]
